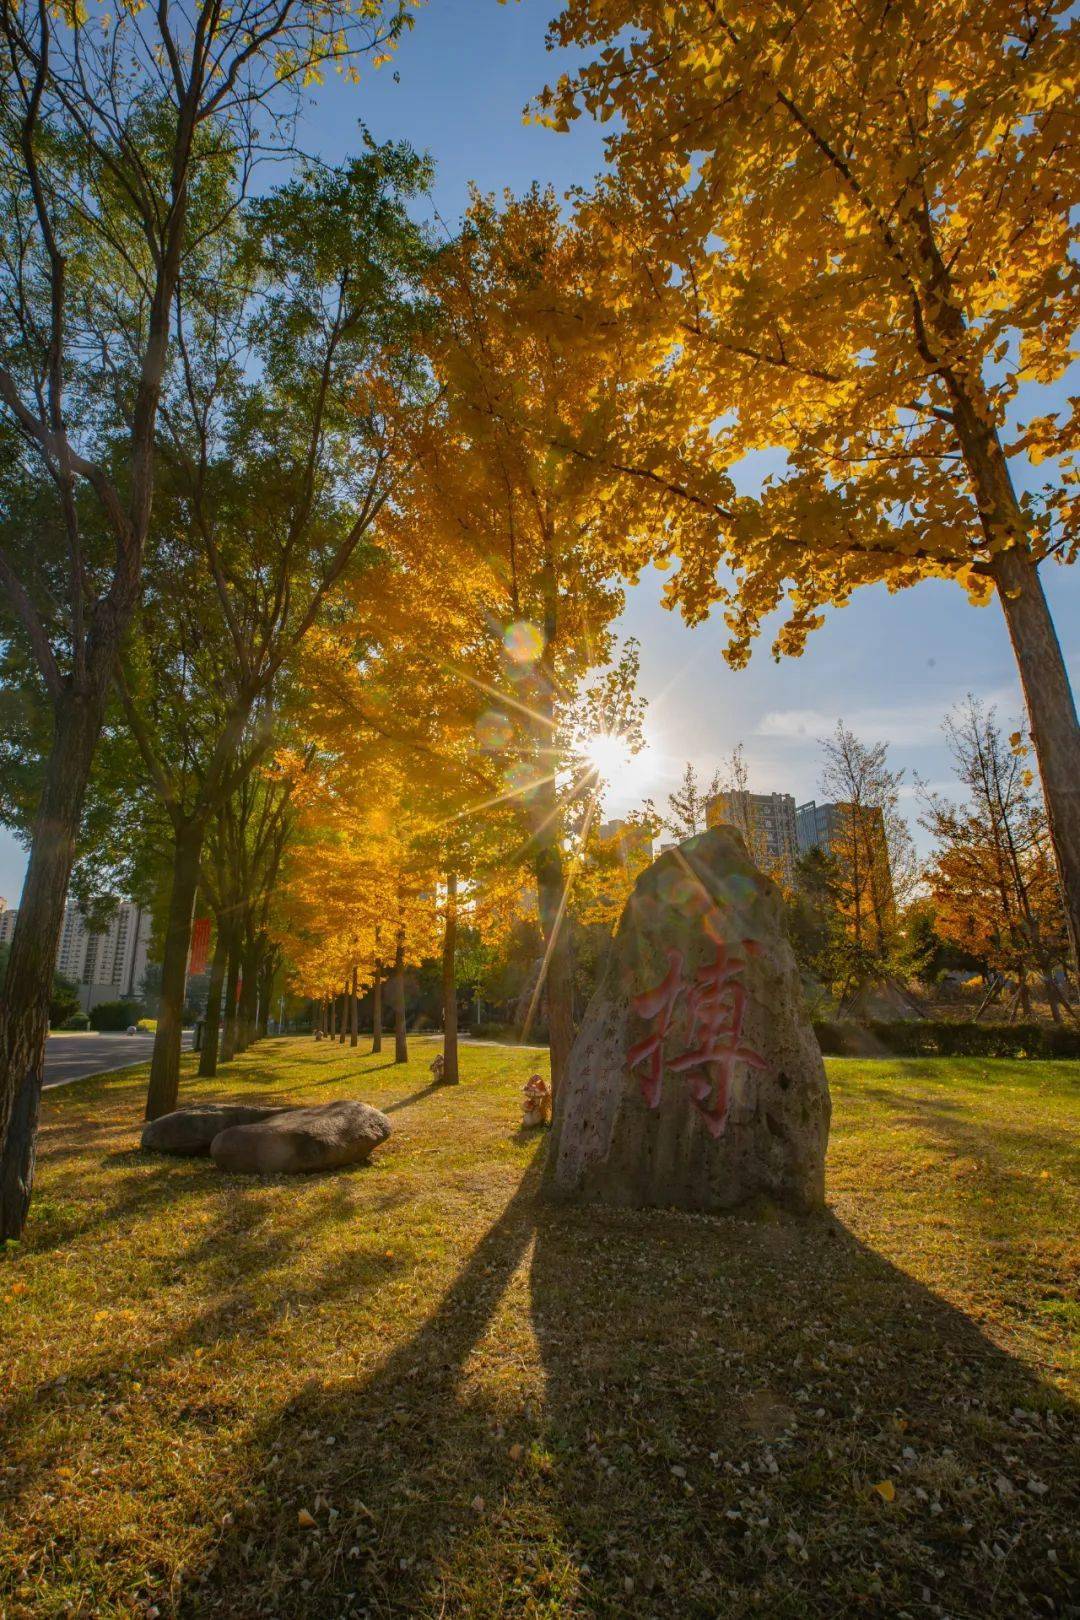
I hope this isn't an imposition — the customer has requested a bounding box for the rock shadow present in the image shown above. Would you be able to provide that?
[193,1170,1078,1618]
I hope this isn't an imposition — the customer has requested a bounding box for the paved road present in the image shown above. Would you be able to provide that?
[44,1030,193,1089]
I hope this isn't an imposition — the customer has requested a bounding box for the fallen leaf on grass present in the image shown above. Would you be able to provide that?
[872,1479,896,1503]
[508,1444,523,1462]
[297,1508,317,1529]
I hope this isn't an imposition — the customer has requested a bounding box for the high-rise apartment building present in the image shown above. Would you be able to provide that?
[0,899,151,1010]
[706,790,799,884]
[795,800,896,920]
[795,800,846,857]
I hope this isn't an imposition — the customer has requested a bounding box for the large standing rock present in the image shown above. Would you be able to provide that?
[209,1099,392,1175]
[141,1104,290,1157]
[546,827,830,1214]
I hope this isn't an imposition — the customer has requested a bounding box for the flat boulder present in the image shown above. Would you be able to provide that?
[545,826,831,1215]
[210,1099,392,1175]
[142,1103,290,1157]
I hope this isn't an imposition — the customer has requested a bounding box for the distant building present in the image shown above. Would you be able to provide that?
[0,899,151,1010]
[796,800,895,918]
[706,790,799,885]
[795,800,846,857]
[597,818,653,867]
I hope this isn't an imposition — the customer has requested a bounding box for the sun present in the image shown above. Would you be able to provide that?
[582,731,654,795]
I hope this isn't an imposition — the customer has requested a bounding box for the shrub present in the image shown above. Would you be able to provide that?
[470,1022,517,1041]
[50,973,81,1029]
[813,1019,1080,1060]
[60,1011,91,1031]
[136,1018,157,1033]
[88,1000,143,1032]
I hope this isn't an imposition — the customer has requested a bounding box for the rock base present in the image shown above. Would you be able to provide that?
[545,828,830,1214]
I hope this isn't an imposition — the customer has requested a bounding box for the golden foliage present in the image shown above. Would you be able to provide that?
[537,1,1078,658]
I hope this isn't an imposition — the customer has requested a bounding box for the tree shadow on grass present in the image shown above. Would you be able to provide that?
[297,1057,404,1089]
[191,1166,1079,1620]
[24,1151,218,1257]
[0,1150,421,1526]
[847,1082,1077,1168]
[381,1082,444,1114]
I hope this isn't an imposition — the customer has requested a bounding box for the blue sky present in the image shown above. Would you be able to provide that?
[0,0,1076,902]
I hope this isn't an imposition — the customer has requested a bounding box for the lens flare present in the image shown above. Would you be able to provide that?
[475,709,513,751]
[502,620,545,666]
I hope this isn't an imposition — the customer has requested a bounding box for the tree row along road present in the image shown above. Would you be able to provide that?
[42,1031,531,1091]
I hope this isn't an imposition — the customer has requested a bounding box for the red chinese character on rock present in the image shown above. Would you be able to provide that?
[627,939,765,1137]
[626,948,684,1108]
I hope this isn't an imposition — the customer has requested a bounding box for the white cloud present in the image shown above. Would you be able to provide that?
[758,688,1022,750]
[757,707,837,741]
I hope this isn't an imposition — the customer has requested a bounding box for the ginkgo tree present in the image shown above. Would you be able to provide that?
[538,0,1080,966]
[384,187,728,1096]
[0,0,414,1240]
[275,760,442,1066]
[282,555,541,1079]
[921,699,1075,1019]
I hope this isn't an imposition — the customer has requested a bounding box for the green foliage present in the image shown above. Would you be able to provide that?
[784,847,846,1003]
[59,1011,90,1031]
[814,1019,1080,1060]
[0,943,80,1028]
[898,896,983,984]
[87,1000,142,1033]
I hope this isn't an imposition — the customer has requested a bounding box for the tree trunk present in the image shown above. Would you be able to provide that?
[198,926,228,1079]
[989,548,1080,975]
[236,941,258,1055]
[145,820,204,1120]
[912,226,1080,975]
[371,964,382,1054]
[338,986,347,1044]
[1018,970,1033,1020]
[350,966,359,1047]
[442,872,459,1084]
[530,779,574,1104]
[0,691,103,1241]
[257,962,273,1040]
[329,993,337,1042]
[220,931,242,1062]
[393,942,407,1064]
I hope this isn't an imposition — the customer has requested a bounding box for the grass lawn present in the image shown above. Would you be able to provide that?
[1,1038,1077,1618]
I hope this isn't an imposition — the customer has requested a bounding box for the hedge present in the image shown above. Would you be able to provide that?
[813,1019,1080,1060]
[88,1000,143,1032]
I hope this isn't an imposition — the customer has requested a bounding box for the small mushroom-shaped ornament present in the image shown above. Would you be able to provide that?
[521,1074,551,1128]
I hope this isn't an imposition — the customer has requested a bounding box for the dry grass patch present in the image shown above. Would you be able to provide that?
[1,1040,1077,1618]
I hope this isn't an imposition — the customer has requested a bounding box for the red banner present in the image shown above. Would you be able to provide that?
[188,916,212,977]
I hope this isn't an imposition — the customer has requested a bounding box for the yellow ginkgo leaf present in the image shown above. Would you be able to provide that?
[872,1479,896,1503]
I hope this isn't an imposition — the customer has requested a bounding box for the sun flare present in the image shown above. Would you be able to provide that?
[583,731,654,795]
